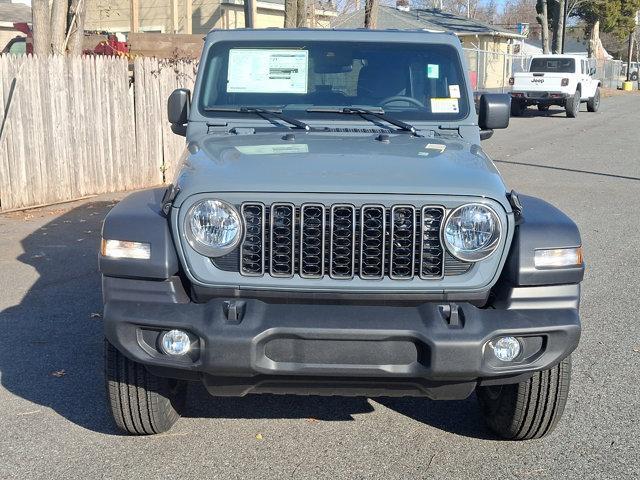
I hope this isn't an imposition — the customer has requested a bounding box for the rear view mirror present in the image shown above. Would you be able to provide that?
[168,88,191,136]
[478,93,510,131]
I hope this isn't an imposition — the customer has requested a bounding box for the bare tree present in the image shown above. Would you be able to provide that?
[364,0,378,28]
[296,0,307,26]
[32,0,88,56]
[284,0,297,27]
[32,0,51,57]
[67,0,87,55]
[537,0,550,53]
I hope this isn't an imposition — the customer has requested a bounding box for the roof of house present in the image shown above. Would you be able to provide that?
[0,1,31,24]
[332,6,523,38]
[222,0,336,12]
[524,36,613,59]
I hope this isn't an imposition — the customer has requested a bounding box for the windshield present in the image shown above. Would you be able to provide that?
[530,57,575,73]
[198,41,470,122]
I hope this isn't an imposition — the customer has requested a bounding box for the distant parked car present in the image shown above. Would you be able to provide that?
[509,54,601,118]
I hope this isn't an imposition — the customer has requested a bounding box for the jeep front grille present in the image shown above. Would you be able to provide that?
[234,202,458,280]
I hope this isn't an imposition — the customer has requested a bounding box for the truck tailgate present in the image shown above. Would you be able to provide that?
[512,72,567,92]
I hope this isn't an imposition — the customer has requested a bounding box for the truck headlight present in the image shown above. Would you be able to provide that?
[443,203,501,262]
[185,199,242,257]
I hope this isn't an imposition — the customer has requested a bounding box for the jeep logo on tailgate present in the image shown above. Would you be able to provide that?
[531,78,545,83]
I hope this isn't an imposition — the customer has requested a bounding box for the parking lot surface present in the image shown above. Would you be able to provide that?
[1,95,639,479]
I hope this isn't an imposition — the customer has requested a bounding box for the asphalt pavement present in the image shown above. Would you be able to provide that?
[0,94,639,479]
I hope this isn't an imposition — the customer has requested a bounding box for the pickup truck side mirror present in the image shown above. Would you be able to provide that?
[168,88,191,136]
[590,67,596,76]
[478,93,510,139]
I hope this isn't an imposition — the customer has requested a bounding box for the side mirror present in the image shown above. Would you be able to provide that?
[168,88,191,136]
[590,67,596,76]
[478,93,510,133]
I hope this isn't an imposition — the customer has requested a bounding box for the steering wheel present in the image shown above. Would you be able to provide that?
[380,95,425,108]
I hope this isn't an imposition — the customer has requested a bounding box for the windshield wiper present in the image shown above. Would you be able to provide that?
[306,106,417,135]
[204,106,310,131]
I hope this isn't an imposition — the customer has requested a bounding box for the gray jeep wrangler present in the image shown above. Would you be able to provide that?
[100,29,584,439]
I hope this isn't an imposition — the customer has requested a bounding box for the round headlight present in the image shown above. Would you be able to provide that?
[443,203,501,262]
[185,199,242,257]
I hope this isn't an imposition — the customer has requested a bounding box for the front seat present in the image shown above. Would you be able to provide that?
[357,60,408,104]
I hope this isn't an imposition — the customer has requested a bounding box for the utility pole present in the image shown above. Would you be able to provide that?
[627,31,634,82]
[561,0,568,53]
[185,0,192,34]
[364,0,378,29]
[171,0,179,33]
[130,0,139,33]
[244,0,257,28]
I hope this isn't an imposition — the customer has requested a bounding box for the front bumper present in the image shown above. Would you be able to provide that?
[103,278,581,399]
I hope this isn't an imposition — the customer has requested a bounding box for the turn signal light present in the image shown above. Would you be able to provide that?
[534,247,583,269]
[101,239,151,260]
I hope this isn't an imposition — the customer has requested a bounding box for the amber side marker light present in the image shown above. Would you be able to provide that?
[101,239,151,260]
[534,247,583,269]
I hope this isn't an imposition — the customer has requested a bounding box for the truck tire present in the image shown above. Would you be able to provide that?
[631,71,638,82]
[476,356,572,440]
[104,339,187,435]
[565,90,580,118]
[510,99,525,117]
[587,87,600,112]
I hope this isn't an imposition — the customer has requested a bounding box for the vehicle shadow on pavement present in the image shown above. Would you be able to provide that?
[0,201,492,439]
[185,384,492,438]
[0,201,122,435]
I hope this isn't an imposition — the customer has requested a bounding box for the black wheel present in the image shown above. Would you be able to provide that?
[477,356,572,440]
[565,90,580,118]
[510,99,525,117]
[104,339,187,435]
[587,87,600,112]
[631,71,638,82]
[537,104,550,112]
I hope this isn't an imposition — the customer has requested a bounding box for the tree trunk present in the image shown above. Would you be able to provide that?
[537,0,550,54]
[284,0,297,27]
[50,0,69,55]
[555,0,565,54]
[296,0,306,27]
[364,0,378,29]
[67,0,87,56]
[32,0,51,56]
[588,20,600,58]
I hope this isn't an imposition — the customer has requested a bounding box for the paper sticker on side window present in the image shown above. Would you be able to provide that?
[431,98,459,114]
[227,49,309,94]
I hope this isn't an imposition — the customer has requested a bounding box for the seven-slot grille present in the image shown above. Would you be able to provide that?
[238,202,449,280]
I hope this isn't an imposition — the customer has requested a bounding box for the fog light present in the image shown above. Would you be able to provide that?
[489,336,521,362]
[161,330,191,356]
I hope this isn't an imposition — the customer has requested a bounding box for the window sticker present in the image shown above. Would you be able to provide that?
[427,64,440,79]
[430,98,459,114]
[227,49,309,94]
[236,144,309,155]
[448,85,461,99]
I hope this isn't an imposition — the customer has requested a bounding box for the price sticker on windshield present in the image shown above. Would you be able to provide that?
[431,98,459,114]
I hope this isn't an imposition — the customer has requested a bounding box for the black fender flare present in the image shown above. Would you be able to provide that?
[501,195,584,286]
[100,188,179,280]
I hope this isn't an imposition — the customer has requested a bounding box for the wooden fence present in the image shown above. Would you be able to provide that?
[0,54,197,212]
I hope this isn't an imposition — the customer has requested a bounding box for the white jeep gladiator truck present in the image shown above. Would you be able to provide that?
[510,54,601,118]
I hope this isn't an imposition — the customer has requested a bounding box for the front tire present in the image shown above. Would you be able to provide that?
[510,99,525,117]
[476,356,572,440]
[104,339,187,435]
[587,87,600,112]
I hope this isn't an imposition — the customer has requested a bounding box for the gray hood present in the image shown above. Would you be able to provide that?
[173,132,508,206]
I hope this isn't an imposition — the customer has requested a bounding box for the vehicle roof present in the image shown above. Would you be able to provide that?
[530,54,589,59]
[205,28,461,46]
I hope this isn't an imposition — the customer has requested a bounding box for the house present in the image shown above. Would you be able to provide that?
[520,37,613,59]
[85,0,338,35]
[0,0,31,53]
[332,4,524,90]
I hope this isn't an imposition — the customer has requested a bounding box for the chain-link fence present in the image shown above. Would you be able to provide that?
[463,48,625,92]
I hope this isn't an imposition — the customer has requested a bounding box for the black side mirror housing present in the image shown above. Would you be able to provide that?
[590,67,596,76]
[168,88,191,136]
[478,93,510,131]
